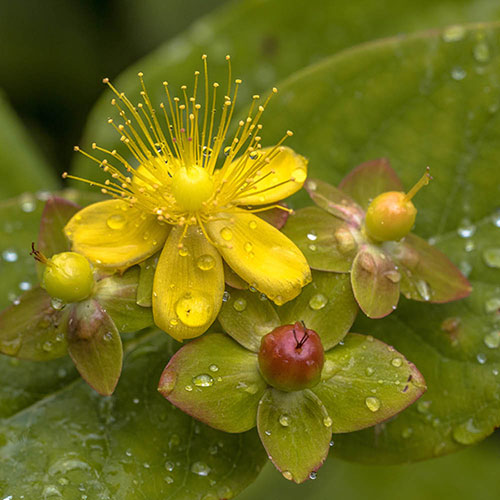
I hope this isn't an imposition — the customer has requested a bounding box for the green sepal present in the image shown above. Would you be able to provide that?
[304,178,364,226]
[283,206,358,273]
[94,267,153,332]
[312,333,426,433]
[338,158,404,209]
[0,286,69,360]
[158,333,267,433]
[136,253,158,307]
[257,388,332,483]
[351,244,400,318]
[67,299,123,396]
[219,288,281,352]
[278,271,358,350]
[385,233,472,303]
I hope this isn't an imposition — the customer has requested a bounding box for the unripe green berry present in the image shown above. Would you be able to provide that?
[365,191,416,242]
[42,252,94,303]
[258,322,324,392]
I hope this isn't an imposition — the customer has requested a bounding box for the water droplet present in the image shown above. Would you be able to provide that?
[309,471,318,480]
[192,374,214,387]
[2,249,18,263]
[202,146,213,157]
[391,357,403,368]
[42,485,62,498]
[384,270,401,283]
[308,293,328,310]
[473,41,490,63]
[50,298,64,310]
[106,213,126,230]
[103,332,113,342]
[197,254,215,271]
[334,227,356,254]
[279,414,290,427]
[492,210,500,227]
[20,193,36,213]
[482,248,500,268]
[244,242,253,252]
[359,252,376,273]
[401,427,413,439]
[224,146,232,156]
[222,291,230,302]
[191,461,211,476]
[308,244,317,252]
[417,400,431,413]
[18,281,31,291]
[464,240,475,252]
[306,231,317,241]
[175,292,212,327]
[415,280,431,301]
[184,385,193,392]
[477,352,487,364]
[365,396,381,412]
[42,341,54,352]
[485,297,500,314]
[48,457,92,476]
[249,150,259,160]
[451,66,467,81]
[365,367,374,376]
[483,331,500,349]
[248,220,257,230]
[209,364,219,372]
[165,475,174,484]
[0,337,21,356]
[292,168,307,183]
[220,227,233,241]
[457,219,476,238]
[452,418,484,444]
[323,416,333,428]
[442,25,466,42]
[233,297,247,312]
[178,246,188,257]
[282,471,293,481]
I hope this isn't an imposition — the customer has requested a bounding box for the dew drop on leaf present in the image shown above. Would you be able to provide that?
[473,41,490,63]
[279,414,290,427]
[476,352,487,364]
[308,293,328,310]
[365,396,381,412]
[282,470,293,481]
[323,416,333,427]
[391,357,403,367]
[483,331,500,349]
[482,248,500,268]
[191,461,211,477]
[192,374,214,387]
[233,298,247,312]
[442,25,466,42]
[209,364,219,372]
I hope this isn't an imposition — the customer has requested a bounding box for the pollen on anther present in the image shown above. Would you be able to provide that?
[62,172,68,179]
[73,146,80,152]
[102,77,110,84]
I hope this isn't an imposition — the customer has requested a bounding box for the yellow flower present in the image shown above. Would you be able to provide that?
[64,55,311,341]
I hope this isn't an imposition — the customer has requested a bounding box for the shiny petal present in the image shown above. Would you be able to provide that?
[64,199,170,269]
[351,244,400,318]
[206,210,311,305]
[153,225,224,341]
[385,234,472,303]
[305,178,364,226]
[338,158,404,209]
[230,146,307,206]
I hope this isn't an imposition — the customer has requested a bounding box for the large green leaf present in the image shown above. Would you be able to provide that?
[71,0,500,184]
[0,331,267,498]
[258,22,500,462]
[0,91,58,198]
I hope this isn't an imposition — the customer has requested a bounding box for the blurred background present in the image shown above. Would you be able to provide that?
[2,0,500,498]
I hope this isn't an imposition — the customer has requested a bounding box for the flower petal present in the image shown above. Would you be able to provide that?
[283,206,359,273]
[64,199,169,269]
[351,244,400,318]
[305,178,364,226]
[158,333,267,433]
[229,146,307,206]
[338,158,404,209]
[153,225,224,341]
[206,210,311,305]
[385,234,472,303]
[312,333,426,433]
[257,388,332,483]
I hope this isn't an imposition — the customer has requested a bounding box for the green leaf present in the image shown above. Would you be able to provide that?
[67,299,123,396]
[338,158,404,209]
[159,333,267,433]
[0,331,267,498]
[37,196,80,258]
[386,233,472,303]
[277,271,358,350]
[136,253,158,307]
[350,245,400,318]
[94,267,153,332]
[312,333,426,433]
[219,288,281,352]
[0,286,69,360]
[257,388,332,483]
[0,91,58,199]
[283,206,358,272]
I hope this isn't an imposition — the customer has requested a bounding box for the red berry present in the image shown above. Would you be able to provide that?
[258,321,324,392]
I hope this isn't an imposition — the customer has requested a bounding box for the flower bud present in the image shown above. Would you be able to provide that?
[258,321,324,392]
[42,252,95,303]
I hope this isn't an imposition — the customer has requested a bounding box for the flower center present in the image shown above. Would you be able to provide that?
[171,165,214,212]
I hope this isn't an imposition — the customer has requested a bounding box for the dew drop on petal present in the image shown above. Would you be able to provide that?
[365,396,381,412]
[178,246,189,257]
[175,293,212,327]
[292,168,307,183]
[308,293,328,310]
[248,220,257,230]
[233,297,247,312]
[244,242,253,252]
[106,213,126,230]
[220,227,233,241]
[192,374,214,387]
[197,254,215,271]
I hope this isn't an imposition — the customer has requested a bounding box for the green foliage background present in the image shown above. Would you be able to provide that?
[1,0,500,498]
